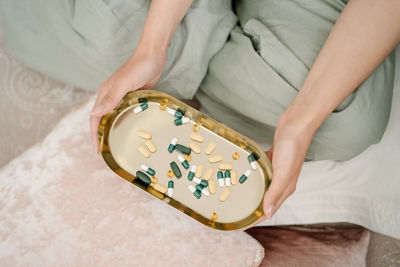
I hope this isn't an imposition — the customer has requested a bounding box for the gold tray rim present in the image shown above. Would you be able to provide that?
[98,89,273,230]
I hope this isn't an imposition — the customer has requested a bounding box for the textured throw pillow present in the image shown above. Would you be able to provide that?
[0,96,264,267]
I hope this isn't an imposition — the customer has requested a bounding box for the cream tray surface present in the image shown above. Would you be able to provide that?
[98,90,273,230]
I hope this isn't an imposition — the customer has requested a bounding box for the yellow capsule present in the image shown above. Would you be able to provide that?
[159,103,167,111]
[230,170,238,185]
[205,142,216,155]
[204,167,214,181]
[150,176,158,184]
[137,130,152,140]
[138,144,151,158]
[211,212,218,222]
[219,187,231,202]
[218,162,233,170]
[190,132,204,143]
[145,139,157,153]
[209,154,223,163]
[195,164,204,178]
[167,170,174,178]
[232,152,240,160]
[192,124,199,132]
[184,154,192,162]
[188,142,201,154]
[208,179,216,194]
[161,99,169,105]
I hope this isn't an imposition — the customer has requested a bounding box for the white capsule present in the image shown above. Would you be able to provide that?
[225,177,231,187]
[181,117,190,124]
[200,187,210,196]
[218,178,224,187]
[193,177,202,184]
[250,161,257,170]
[178,155,185,163]
[188,185,196,193]
[244,170,251,177]
[167,188,173,197]
[133,103,148,114]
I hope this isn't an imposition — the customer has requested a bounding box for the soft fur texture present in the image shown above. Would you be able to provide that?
[0,96,264,267]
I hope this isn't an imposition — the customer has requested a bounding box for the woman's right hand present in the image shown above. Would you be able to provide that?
[90,43,167,154]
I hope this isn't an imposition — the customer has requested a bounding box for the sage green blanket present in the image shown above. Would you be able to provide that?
[0,0,395,161]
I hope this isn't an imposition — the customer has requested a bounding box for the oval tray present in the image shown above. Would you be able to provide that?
[98,90,273,230]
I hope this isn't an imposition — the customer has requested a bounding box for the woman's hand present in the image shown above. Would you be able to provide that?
[90,45,166,153]
[241,111,315,231]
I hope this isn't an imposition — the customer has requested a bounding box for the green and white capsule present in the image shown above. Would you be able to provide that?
[140,164,155,176]
[196,184,210,196]
[217,171,224,187]
[133,103,148,114]
[167,107,183,118]
[168,137,178,153]
[239,170,252,184]
[248,155,257,170]
[178,155,189,169]
[224,170,231,187]
[188,165,196,181]
[167,181,174,197]
[189,185,201,199]
[174,117,190,126]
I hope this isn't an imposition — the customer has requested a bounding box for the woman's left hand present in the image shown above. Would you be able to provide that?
[241,112,315,230]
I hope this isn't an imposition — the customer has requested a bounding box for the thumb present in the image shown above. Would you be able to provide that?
[262,168,296,220]
[90,86,128,117]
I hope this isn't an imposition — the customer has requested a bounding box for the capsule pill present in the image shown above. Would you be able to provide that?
[167,181,174,197]
[174,117,190,126]
[208,180,216,194]
[188,165,196,181]
[205,142,216,155]
[230,170,238,185]
[248,155,257,170]
[218,162,233,170]
[135,171,151,185]
[167,170,174,178]
[217,171,224,187]
[167,107,183,118]
[175,144,191,155]
[190,132,205,143]
[178,155,189,169]
[137,130,152,140]
[145,139,157,153]
[188,142,201,154]
[141,164,155,176]
[138,144,151,158]
[224,170,231,187]
[170,161,182,178]
[196,184,210,196]
[168,138,178,153]
[204,167,214,181]
[195,164,204,178]
[209,154,223,163]
[133,103,148,114]
[219,187,231,202]
[239,170,252,184]
[189,185,201,199]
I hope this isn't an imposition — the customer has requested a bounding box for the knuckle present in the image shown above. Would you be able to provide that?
[102,93,114,105]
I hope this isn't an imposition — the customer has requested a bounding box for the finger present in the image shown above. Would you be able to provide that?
[262,168,296,220]
[90,84,128,153]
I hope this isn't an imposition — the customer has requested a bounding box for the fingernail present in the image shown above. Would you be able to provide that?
[90,104,104,115]
[266,205,275,219]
